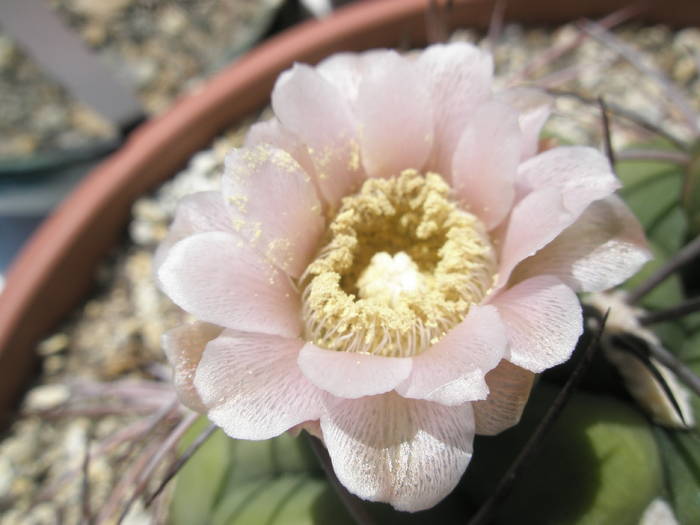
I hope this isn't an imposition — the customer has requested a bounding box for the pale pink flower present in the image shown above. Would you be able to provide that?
[156,43,650,511]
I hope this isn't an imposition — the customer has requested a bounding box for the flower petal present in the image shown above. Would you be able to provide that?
[157,231,301,337]
[498,147,621,287]
[316,52,362,102]
[272,64,363,209]
[195,330,324,440]
[490,276,583,372]
[153,191,232,271]
[321,392,474,511]
[512,195,652,292]
[517,146,620,207]
[162,321,222,412]
[451,100,522,229]
[222,144,324,277]
[354,50,434,178]
[497,186,570,287]
[396,305,507,405]
[288,420,323,440]
[245,118,318,183]
[473,360,535,436]
[418,42,493,175]
[497,86,553,160]
[298,343,412,398]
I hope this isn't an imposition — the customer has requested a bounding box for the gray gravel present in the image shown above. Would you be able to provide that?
[0,0,282,157]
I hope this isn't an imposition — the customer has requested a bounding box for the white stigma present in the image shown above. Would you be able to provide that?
[356,252,424,308]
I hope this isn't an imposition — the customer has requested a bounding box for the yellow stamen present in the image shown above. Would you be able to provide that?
[301,170,497,357]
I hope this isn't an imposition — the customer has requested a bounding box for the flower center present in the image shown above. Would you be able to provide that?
[301,170,497,357]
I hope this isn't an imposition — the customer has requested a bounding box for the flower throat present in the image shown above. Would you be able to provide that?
[301,170,497,357]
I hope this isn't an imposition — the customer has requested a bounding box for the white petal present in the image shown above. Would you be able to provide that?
[162,321,222,412]
[222,144,324,277]
[153,191,232,272]
[517,146,620,209]
[195,330,324,440]
[497,87,553,160]
[354,50,434,177]
[245,118,318,184]
[157,231,301,337]
[498,147,621,287]
[512,195,652,292]
[321,392,474,511]
[473,360,535,436]
[298,343,412,398]
[272,64,364,209]
[451,100,522,229]
[418,42,494,175]
[316,52,363,102]
[396,305,507,405]
[490,276,583,372]
[497,186,571,287]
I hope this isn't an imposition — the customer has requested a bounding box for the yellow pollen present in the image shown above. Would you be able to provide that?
[301,170,497,357]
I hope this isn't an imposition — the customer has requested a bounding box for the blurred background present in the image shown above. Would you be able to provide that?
[0,0,355,290]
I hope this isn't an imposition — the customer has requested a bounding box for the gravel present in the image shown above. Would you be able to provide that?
[0,0,282,157]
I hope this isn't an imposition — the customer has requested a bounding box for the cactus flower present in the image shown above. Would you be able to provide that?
[156,43,650,511]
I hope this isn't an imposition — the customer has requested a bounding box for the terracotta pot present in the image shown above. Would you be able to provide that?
[1,0,699,422]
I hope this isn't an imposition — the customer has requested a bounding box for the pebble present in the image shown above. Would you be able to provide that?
[0,35,16,71]
[158,5,188,36]
[0,456,14,498]
[81,21,108,46]
[130,58,158,87]
[24,502,59,525]
[23,384,70,411]
[2,420,40,467]
[37,333,69,356]
[69,0,134,20]
[70,105,114,138]
[35,105,68,133]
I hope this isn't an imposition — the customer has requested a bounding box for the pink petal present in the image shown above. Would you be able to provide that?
[194,330,324,440]
[396,305,507,405]
[498,147,621,287]
[473,360,535,435]
[316,52,362,102]
[222,144,324,277]
[516,146,620,207]
[153,191,232,272]
[497,186,570,287]
[353,50,434,178]
[321,392,474,511]
[162,321,222,412]
[157,231,301,337]
[272,64,364,209]
[297,343,412,398]
[418,43,494,175]
[497,87,553,160]
[245,118,318,183]
[288,420,322,440]
[512,195,652,292]
[490,276,583,372]
[451,100,522,229]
